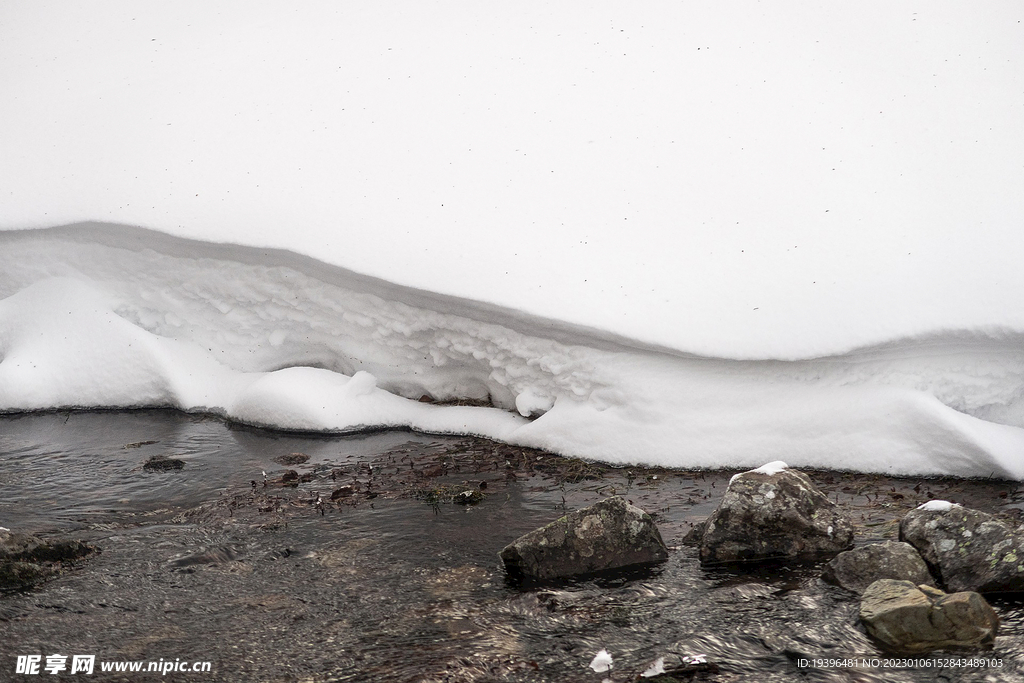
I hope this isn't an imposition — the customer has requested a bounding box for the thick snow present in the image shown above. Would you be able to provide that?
[2,225,1024,479]
[1,5,1024,478]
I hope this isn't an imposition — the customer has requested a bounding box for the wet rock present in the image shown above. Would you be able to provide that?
[822,541,935,593]
[859,579,999,653]
[0,530,95,591]
[453,489,483,505]
[0,529,94,564]
[899,501,1024,593]
[698,463,853,565]
[274,452,310,466]
[0,561,53,591]
[499,496,668,582]
[143,455,185,471]
[680,519,707,547]
[330,486,354,499]
[639,653,719,680]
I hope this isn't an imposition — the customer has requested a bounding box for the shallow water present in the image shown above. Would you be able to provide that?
[2,410,1024,682]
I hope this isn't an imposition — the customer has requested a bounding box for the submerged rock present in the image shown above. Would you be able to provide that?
[499,496,668,581]
[899,501,1024,593]
[0,561,53,591]
[0,530,95,591]
[143,455,185,471]
[859,579,999,653]
[168,545,241,568]
[698,463,853,565]
[0,530,93,564]
[274,452,310,466]
[822,541,934,593]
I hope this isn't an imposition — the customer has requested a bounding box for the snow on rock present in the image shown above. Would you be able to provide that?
[916,500,959,512]
[3,225,1024,478]
[730,461,789,484]
[752,461,789,476]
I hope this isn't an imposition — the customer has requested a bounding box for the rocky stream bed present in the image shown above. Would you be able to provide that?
[2,410,1024,682]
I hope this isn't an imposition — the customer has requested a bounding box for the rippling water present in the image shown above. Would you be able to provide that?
[2,410,1023,682]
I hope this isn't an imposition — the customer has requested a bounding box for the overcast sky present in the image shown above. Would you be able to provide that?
[1,1,1022,357]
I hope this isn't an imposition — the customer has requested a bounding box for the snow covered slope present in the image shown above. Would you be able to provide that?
[2,224,1024,479]
[1,5,1023,476]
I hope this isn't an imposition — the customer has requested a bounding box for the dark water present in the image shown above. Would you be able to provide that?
[2,411,1023,682]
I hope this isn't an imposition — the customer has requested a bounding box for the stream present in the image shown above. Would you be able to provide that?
[2,410,1023,682]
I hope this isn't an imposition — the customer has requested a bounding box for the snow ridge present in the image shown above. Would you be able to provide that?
[2,224,1024,479]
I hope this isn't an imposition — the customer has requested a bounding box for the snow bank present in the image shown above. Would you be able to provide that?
[3,225,1024,479]
[2,6,1023,477]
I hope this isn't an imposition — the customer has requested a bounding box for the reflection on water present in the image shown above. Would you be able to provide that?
[1,410,1023,682]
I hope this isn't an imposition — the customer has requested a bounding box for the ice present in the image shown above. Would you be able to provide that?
[588,650,613,673]
[916,500,959,512]
[641,657,666,678]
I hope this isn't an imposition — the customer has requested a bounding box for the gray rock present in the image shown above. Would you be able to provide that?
[499,496,668,581]
[860,579,999,653]
[899,503,1024,593]
[822,541,935,593]
[698,466,853,565]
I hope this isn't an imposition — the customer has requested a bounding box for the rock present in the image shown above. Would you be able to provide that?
[698,463,853,565]
[499,496,668,581]
[0,530,93,563]
[274,452,310,466]
[143,455,185,471]
[0,530,95,591]
[453,489,483,505]
[899,501,1024,593]
[0,561,53,591]
[822,541,935,593]
[330,486,354,499]
[859,579,999,653]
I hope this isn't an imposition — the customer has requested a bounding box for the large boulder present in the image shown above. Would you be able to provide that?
[899,501,1024,593]
[698,462,853,565]
[859,579,999,653]
[499,496,668,581]
[822,541,935,593]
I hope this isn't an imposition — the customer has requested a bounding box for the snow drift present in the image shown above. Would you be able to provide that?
[2,5,1023,478]
[2,223,1024,479]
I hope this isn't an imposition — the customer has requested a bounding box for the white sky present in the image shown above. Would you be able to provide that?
[1,1,1022,358]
